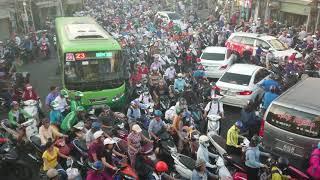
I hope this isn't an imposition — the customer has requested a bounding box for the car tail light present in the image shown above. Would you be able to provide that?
[237,91,252,95]
[219,64,228,70]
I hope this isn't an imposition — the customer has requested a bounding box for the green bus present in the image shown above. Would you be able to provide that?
[55,17,127,108]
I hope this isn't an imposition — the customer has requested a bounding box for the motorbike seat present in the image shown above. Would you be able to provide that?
[178,154,196,170]
[211,134,227,150]
[73,139,88,152]
[30,135,43,152]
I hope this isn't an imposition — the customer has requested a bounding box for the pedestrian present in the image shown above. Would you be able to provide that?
[127,124,153,169]
[54,89,70,116]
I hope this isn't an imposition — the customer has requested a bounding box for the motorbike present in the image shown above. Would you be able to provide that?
[0,139,34,179]
[22,99,40,124]
[207,114,221,135]
[39,41,49,58]
[113,157,138,180]
[1,118,38,141]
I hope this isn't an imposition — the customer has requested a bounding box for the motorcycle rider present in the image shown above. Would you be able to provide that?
[101,138,127,176]
[197,135,218,169]
[226,120,245,155]
[54,89,70,116]
[245,135,271,180]
[260,73,281,92]
[148,110,166,141]
[164,63,176,84]
[85,121,102,148]
[284,59,298,77]
[174,73,186,94]
[70,91,83,112]
[152,161,173,180]
[7,101,32,129]
[149,66,162,91]
[45,86,59,109]
[88,130,105,163]
[271,157,291,180]
[86,160,109,180]
[127,100,147,125]
[138,88,154,106]
[192,159,218,180]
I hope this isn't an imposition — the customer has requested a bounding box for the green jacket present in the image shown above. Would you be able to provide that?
[70,100,81,112]
[8,109,32,127]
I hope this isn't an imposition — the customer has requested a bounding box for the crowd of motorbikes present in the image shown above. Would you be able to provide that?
[0,0,319,179]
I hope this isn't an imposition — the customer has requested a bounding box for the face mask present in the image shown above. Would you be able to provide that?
[178,78,182,80]
[204,142,210,147]
[170,66,174,70]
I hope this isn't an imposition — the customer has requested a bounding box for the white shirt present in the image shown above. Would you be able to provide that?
[54,95,68,112]
[204,100,224,116]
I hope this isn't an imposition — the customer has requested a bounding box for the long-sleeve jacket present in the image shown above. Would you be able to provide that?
[197,144,218,168]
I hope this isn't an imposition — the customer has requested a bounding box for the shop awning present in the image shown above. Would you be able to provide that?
[279,0,312,16]
[36,0,59,8]
[66,0,82,5]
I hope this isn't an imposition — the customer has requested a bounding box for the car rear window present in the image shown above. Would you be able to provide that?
[219,72,251,86]
[266,104,320,137]
[201,53,225,61]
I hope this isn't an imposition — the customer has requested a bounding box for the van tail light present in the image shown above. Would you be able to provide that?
[259,119,265,137]
[219,64,228,70]
[237,91,253,95]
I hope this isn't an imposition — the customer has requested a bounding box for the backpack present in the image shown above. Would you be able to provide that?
[207,101,220,115]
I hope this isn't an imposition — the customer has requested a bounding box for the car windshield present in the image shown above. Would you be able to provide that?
[201,53,225,61]
[266,104,320,137]
[219,72,251,86]
[267,39,288,51]
[167,13,180,20]
[64,51,124,90]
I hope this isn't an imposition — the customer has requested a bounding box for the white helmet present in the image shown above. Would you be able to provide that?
[199,135,209,144]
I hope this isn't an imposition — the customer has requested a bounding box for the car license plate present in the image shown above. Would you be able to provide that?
[226,91,236,96]
[283,144,295,154]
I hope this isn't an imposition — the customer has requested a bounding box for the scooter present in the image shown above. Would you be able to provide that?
[170,138,232,179]
[207,114,221,135]
[39,41,49,58]
[1,118,38,141]
[22,99,40,124]
[0,139,34,179]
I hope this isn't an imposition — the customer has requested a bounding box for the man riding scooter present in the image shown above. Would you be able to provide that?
[7,101,33,141]
[21,83,44,118]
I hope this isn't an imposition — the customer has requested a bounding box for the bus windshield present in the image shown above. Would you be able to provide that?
[64,51,124,90]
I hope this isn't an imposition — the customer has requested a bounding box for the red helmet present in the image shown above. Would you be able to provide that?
[155,161,168,172]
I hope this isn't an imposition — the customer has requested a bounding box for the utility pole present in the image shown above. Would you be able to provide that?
[22,0,29,34]
[58,0,64,16]
[28,0,35,31]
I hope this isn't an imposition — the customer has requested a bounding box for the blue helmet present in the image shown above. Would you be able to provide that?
[154,110,162,117]
[235,120,243,128]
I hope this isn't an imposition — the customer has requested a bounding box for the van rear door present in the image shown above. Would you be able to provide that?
[263,103,320,170]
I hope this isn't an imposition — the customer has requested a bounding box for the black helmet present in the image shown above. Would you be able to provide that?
[277,157,289,170]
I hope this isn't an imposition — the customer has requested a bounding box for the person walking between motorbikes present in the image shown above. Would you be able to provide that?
[203,95,224,134]
[192,158,218,180]
[254,45,263,65]
[245,135,271,180]
[262,86,279,112]
[271,157,291,180]
[127,124,153,169]
[226,120,245,155]
[307,142,320,180]
[54,89,70,117]
[240,100,258,139]
[197,135,218,169]
[266,48,275,70]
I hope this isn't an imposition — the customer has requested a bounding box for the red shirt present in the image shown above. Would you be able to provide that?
[138,66,149,75]
[130,73,142,85]
[22,89,39,101]
[88,141,104,163]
